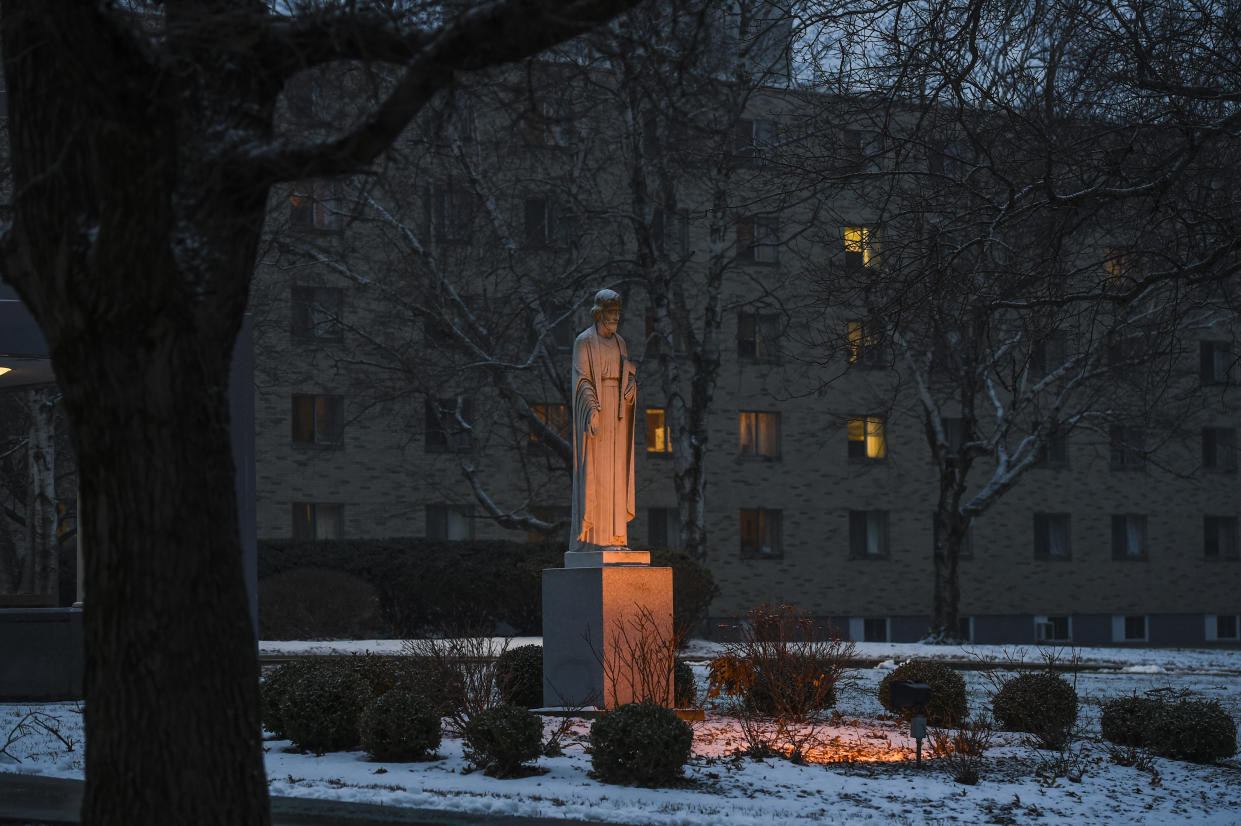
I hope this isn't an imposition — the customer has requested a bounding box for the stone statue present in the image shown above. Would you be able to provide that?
[570,289,637,551]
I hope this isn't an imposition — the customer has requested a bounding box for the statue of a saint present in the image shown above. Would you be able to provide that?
[570,289,637,551]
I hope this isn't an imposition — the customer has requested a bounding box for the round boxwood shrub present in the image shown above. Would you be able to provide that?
[1101,694,1162,748]
[877,660,968,727]
[461,704,544,777]
[280,661,373,753]
[260,660,318,739]
[992,671,1078,748]
[359,690,442,762]
[674,659,697,708]
[496,645,544,709]
[590,701,694,786]
[1148,698,1237,763]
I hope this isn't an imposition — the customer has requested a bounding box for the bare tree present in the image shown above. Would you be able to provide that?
[0,1,645,822]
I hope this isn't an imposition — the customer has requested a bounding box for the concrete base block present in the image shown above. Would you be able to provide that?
[0,607,84,701]
[542,565,673,708]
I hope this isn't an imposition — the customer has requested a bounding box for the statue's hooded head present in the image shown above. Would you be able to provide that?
[590,289,623,320]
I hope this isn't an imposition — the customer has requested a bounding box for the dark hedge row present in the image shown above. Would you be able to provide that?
[259,538,717,639]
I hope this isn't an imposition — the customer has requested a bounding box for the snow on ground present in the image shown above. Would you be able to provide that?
[4,641,1241,824]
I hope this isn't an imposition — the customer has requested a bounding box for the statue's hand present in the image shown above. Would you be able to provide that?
[623,376,636,403]
[587,408,599,436]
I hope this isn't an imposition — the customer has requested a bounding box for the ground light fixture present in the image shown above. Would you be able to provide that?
[888,680,933,768]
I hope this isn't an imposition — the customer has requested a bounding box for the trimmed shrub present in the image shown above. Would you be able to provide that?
[992,671,1078,749]
[1101,694,1162,748]
[1149,699,1237,763]
[258,567,387,640]
[496,645,544,709]
[359,691,442,762]
[260,660,317,739]
[280,661,373,753]
[590,701,694,786]
[674,659,697,708]
[877,661,968,727]
[461,704,544,777]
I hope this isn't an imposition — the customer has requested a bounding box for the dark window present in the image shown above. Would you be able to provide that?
[530,403,569,443]
[1030,334,1066,382]
[291,503,343,540]
[651,208,688,257]
[648,507,680,550]
[1109,425,1146,470]
[846,319,888,369]
[1036,616,1071,642]
[645,307,688,357]
[1200,340,1232,385]
[645,408,671,454]
[289,180,344,232]
[849,510,889,558]
[1111,514,1147,560]
[734,118,777,165]
[847,417,886,460]
[1123,615,1147,641]
[736,217,779,264]
[1036,429,1069,467]
[740,508,782,559]
[942,418,964,453]
[426,505,475,540]
[291,286,343,341]
[425,396,472,452]
[1203,427,1237,472]
[1033,513,1071,559]
[739,411,781,458]
[862,618,888,642]
[1217,614,1239,640]
[737,312,781,361]
[428,185,474,244]
[1204,516,1239,559]
[525,99,574,147]
[291,394,344,446]
[524,197,572,249]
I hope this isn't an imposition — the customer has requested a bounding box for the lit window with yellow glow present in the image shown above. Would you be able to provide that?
[846,319,886,368]
[844,226,880,269]
[1104,250,1134,288]
[739,411,780,457]
[847,416,886,459]
[646,408,670,453]
[530,403,569,442]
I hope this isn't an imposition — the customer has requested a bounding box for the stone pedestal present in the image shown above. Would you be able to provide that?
[542,562,673,708]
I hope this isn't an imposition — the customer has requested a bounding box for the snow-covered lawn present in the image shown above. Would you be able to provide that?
[4,641,1240,824]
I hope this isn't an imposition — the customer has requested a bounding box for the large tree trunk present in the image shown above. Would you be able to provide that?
[929,474,968,642]
[2,2,271,822]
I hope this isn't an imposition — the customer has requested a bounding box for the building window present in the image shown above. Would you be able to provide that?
[849,510,889,558]
[734,118,777,165]
[843,226,880,270]
[737,312,781,361]
[527,506,570,543]
[291,394,344,446]
[846,319,887,369]
[1115,615,1148,642]
[524,99,574,147]
[1035,615,1071,643]
[1111,514,1147,560]
[1208,614,1240,641]
[428,185,474,244]
[737,217,779,263]
[1200,340,1232,385]
[645,408,671,454]
[530,403,569,443]
[289,180,344,232]
[740,508,782,559]
[291,286,343,341]
[1109,425,1145,470]
[847,416,886,460]
[648,506,680,550]
[524,197,571,249]
[863,617,889,642]
[1029,334,1066,382]
[1033,513,1071,559]
[425,396,472,452]
[1204,516,1239,559]
[738,411,780,458]
[651,208,689,257]
[1203,427,1238,472]
[644,307,689,357]
[291,503,343,540]
[1035,429,1069,467]
[1104,250,1136,289]
[426,504,475,540]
